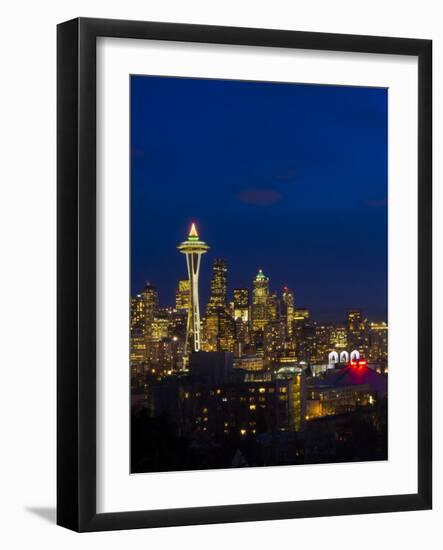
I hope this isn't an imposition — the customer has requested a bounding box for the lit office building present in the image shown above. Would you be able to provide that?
[207,258,228,314]
[281,286,295,336]
[151,317,170,341]
[267,291,279,321]
[346,310,369,356]
[293,308,309,324]
[140,282,158,344]
[204,259,232,351]
[251,269,269,334]
[314,324,333,364]
[130,294,145,333]
[295,321,316,364]
[233,288,249,322]
[130,327,147,365]
[175,279,190,312]
[330,326,348,351]
[264,320,286,363]
[369,322,388,364]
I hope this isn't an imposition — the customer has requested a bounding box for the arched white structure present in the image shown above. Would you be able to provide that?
[350,349,360,361]
[340,350,349,363]
[328,351,339,366]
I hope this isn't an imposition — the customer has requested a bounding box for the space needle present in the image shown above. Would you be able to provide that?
[177,222,209,357]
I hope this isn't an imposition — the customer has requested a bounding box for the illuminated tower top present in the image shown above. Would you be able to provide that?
[177,222,210,254]
[255,269,269,282]
[189,222,198,238]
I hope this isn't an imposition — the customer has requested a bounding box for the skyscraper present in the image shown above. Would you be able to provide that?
[281,286,295,336]
[264,319,286,362]
[267,291,279,321]
[140,282,158,342]
[175,279,190,312]
[330,325,348,353]
[204,258,235,352]
[129,282,158,365]
[206,259,227,314]
[233,288,249,322]
[346,310,369,356]
[130,294,145,333]
[233,288,251,354]
[368,322,388,364]
[130,294,146,366]
[251,269,269,333]
[292,308,312,363]
[177,223,209,355]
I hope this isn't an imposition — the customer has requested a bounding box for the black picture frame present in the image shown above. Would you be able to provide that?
[57,17,432,532]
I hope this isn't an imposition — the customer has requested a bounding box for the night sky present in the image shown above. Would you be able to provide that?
[131,76,387,323]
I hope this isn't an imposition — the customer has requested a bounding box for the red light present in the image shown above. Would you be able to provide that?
[350,359,367,370]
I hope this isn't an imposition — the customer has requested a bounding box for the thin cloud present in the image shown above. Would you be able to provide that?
[236,188,282,206]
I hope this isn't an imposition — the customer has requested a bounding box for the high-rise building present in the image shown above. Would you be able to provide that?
[232,288,251,355]
[281,286,294,336]
[203,259,235,352]
[296,322,316,364]
[151,317,170,341]
[203,310,236,353]
[346,310,369,356]
[206,258,227,314]
[130,294,145,332]
[369,322,388,364]
[129,282,158,366]
[292,308,314,363]
[264,320,286,362]
[140,282,158,332]
[293,308,309,322]
[233,288,249,322]
[175,279,190,312]
[267,291,279,321]
[330,326,347,351]
[313,324,332,364]
[252,269,269,333]
[177,223,209,355]
[130,327,147,365]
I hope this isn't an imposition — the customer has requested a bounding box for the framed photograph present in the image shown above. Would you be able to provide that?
[57,17,432,532]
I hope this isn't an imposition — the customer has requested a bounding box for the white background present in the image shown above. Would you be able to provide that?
[97,39,418,512]
[0,0,441,548]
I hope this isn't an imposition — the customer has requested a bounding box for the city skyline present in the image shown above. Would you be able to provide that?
[132,221,387,327]
[130,76,388,474]
[130,221,388,473]
[131,76,387,323]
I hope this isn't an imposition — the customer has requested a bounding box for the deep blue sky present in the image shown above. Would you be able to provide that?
[131,76,387,323]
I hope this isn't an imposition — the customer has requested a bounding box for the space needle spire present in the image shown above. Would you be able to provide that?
[177,222,209,357]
